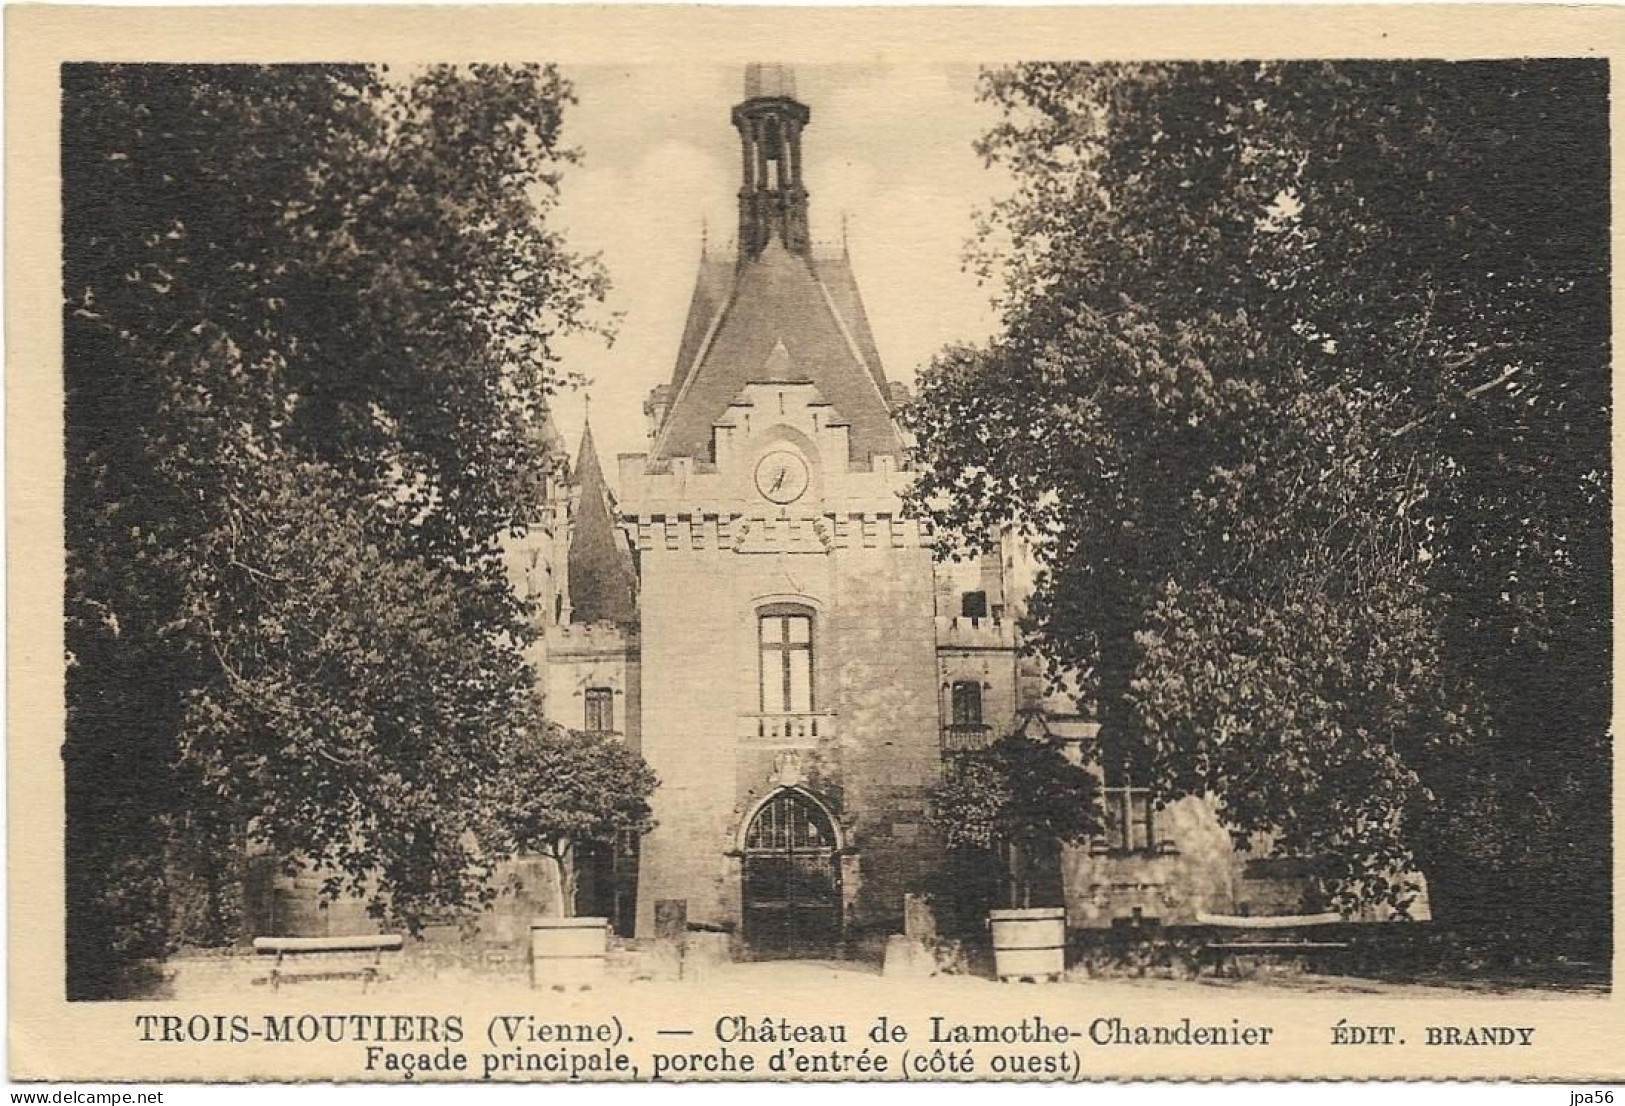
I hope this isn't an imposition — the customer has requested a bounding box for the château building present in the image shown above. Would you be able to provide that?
[512,65,1424,956]
[258,64,1424,952]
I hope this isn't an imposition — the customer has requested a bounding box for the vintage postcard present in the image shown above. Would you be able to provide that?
[8,2,1623,1085]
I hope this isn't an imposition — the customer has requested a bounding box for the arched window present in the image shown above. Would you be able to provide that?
[584,687,614,734]
[759,605,814,714]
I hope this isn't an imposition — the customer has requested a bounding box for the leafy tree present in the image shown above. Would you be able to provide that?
[930,735,1099,909]
[491,721,658,918]
[63,63,607,995]
[905,62,1608,924]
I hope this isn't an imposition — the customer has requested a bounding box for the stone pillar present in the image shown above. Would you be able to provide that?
[654,899,687,941]
[903,893,937,942]
[754,118,768,205]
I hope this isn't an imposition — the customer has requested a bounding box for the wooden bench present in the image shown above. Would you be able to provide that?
[252,935,403,991]
[1199,940,1350,974]
[1193,913,1350,975]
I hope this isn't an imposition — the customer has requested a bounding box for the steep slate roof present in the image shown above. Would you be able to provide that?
[655,240,900,465]
[667,253,736,398]
[568,419,638,625]
[810,251,888,394]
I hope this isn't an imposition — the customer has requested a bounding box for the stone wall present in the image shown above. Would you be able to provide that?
[631,540,744,933]
[1060,794,1432,927]
[834,540,947,934]
[1062,795,1244,927]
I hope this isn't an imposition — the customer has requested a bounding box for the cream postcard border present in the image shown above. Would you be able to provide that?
[7,4,1623,1082]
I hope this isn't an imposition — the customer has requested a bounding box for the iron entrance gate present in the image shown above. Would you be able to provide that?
[741,789,841,957]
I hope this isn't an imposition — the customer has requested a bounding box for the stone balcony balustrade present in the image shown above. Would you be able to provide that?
[738,711,838,746]
[940,722,996,754]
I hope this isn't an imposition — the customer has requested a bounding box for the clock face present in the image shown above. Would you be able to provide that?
[754,450,810,504]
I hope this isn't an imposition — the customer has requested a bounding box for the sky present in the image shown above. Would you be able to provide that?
[547,63,1008,491]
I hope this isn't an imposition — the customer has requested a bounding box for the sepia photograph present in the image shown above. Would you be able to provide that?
[12,2,1620,1085]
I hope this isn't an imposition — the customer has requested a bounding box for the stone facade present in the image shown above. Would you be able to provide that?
[620,381,947,940]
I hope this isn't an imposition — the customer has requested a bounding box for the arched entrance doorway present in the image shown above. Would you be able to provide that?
[741,788,841,957]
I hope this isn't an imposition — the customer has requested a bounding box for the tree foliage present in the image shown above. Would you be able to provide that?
[491,721,658,917]
[930,735,1099,909]
[63,63,609,994]
[904,62,1608,922]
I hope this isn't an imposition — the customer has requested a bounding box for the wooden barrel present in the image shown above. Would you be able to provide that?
[989,907,1066,980]
[530,917,610,989]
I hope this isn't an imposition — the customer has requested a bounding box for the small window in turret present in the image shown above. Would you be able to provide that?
[950,680,983,726]
[585,687,615,734]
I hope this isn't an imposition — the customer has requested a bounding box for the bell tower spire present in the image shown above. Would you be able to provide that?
[732,64,811,258]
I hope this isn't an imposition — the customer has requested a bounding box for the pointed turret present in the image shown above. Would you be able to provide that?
[567,413,638,625]
[508,403,570,522]
[647,65,901,468]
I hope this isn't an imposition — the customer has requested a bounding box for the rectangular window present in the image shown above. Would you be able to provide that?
[760,612,814,713]
[960,590,988,619]
[1101,786,1154,853]
[584,687,614,733]
[950,680,983,726]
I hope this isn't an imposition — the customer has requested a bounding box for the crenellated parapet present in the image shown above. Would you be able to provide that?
[547,620,640,660]
[933,613,1019,650]
[621,510,930,555]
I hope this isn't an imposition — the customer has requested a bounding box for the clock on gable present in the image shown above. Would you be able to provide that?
[754,450,810,504]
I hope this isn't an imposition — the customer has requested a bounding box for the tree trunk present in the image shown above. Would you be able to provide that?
[1006,840,1024,910]
[550,842,576,918]
[1094,592,1142,775]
